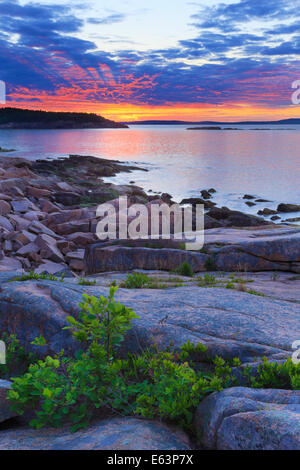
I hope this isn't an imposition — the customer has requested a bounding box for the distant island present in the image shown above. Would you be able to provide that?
[187,126,222,130]
[0,107,128,129]
[126,118,300,126]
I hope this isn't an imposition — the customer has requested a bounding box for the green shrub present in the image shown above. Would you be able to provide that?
[0,333,37,379]
[197,274,217,287]
[65,286,139,362]
[120,272,153,289]
[175,261,194,277]
[204,257,217,272]
[247,289,265,297]
[243,357,300,390]
[120,272,170,289]
[77,278,97,286]
[11,270,65,283]
[6,287,300,434]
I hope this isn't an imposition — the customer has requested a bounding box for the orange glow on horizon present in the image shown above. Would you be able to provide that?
[3,86,300,122]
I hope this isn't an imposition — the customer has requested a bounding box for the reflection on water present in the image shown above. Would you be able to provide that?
[0,125,299,217]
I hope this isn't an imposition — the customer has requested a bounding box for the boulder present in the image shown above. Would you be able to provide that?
[11,230,34,246]
[0,200,11,216]
[0,178,27,196]
[8,214,31,231]
[84,245,208,274]
[85,227,300,274]
[0,418,191,450]
[257,208,278,216]
[65,250,85,271]
[54,192,81,206]
[0,380,18,423]
[2,167,35,179]
[0,193,12,202]
[35,261,67,275]
[54,220,90,236]
[277,204,300,213]
[204,215,222,229]
[41,200,60,214]
[28,221,60,239]
[0,256,22,271]
[16,242,39,256]
[35,234,65,263]
[0,281,299,362]
[195,387,300,450]
[283,217,300,223]
[56,240,76,255]
[206,207,270,227]
[67,232,95,246]
[0,216,14,231]
[3,240,12,252]
[11,198,39,213]
[27,187,52,198]
[46,208,90,226]
[180,197,216,209]
[55,181,77,192]
[23,211,45,222]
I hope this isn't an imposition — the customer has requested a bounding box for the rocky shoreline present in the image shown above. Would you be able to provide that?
[0,153,299,450]
[1,152,299,276]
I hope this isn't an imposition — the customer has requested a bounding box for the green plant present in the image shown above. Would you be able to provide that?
[77,278,97,286]
[204,257,217,272]
[243,357,300,390]
[197,273,217,287]
[11,270,65,283]
[175,261,194,277]
[65,286,139,362]
[0,333,37,379]
[247,289,265,297]
[120,272,153,289]
[7,289,300,435]
[120,272,172,289]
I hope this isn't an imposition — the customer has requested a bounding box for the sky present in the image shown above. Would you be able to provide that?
[0,0,300,121]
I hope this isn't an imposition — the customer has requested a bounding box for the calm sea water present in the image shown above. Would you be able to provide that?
[0,125,299,220]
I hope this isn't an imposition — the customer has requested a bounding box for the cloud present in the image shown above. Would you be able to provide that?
[0,0,299,112]
[191,0,296,30]
[87,14,126,25]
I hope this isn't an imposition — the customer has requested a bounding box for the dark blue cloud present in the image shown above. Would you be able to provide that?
[191,0,295,30]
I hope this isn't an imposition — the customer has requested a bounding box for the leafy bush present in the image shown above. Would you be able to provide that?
[175,261,194,277]
[204,257,217,272]
[7,287,233,431]
[6,287,300,434]
[243,357,300,390]
[65,286,139,362]
[0,334,37,379]
[120,272,153,289]
[120,272,171,289]
[197,274,217,287]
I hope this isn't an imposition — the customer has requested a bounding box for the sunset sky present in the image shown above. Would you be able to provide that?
[0,0,300,121]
